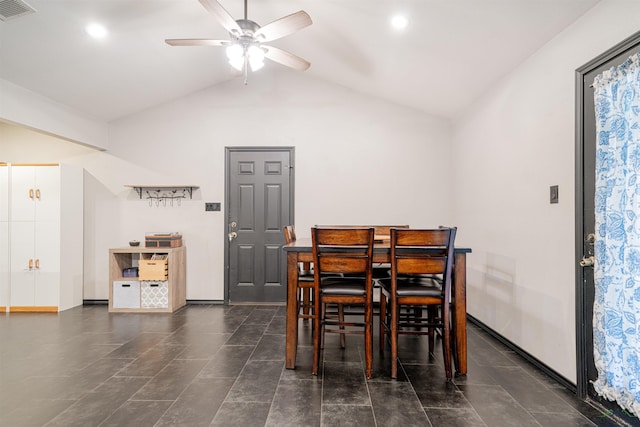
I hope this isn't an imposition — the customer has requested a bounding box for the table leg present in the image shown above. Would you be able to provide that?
[285,252,299,369]
[454,252,467,375]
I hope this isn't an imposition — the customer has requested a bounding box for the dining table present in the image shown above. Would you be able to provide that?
[283,237,472,376]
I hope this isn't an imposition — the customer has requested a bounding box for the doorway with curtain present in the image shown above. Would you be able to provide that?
[576,31,640,423]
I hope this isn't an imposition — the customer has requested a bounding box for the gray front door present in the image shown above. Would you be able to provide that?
[577,32,640,418]
[225,147,293,303]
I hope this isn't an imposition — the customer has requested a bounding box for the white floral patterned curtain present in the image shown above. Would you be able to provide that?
[592,52,640,416]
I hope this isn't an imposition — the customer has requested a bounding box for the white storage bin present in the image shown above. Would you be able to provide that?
[141,280,169,308]
[113,281,140,308]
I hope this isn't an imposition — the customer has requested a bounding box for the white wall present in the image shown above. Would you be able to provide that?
[452,0,640,383]
[102,69,452,300]
[0,78,109,150]
[1,72,452,302]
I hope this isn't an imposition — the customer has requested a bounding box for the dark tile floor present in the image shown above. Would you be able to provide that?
[0,304,628,426]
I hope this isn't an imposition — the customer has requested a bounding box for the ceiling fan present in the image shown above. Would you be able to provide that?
[166,0,312,82]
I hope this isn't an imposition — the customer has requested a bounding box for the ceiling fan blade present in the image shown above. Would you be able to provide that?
[165,39,229,47]
[264,46,310,71]
[198,0,241,34]
[254,11,312,42]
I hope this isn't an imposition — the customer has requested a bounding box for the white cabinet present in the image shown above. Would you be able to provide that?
[11,165,60,222]
[0,164,8,311]
[6,164,83,312]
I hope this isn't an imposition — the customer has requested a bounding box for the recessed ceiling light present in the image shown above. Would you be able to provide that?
[86,23,108,39]
[390,15,408,31]
[391,15,408,30]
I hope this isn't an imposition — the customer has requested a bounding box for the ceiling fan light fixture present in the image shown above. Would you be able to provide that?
[229,56,245,71]
[225,43,243,60]
[248,45,265,71]
[166,0,312,78]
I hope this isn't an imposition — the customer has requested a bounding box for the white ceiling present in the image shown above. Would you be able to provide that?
[0,0,601,122]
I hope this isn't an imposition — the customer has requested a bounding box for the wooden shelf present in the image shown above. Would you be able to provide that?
[125,185,199,200]
[108,246,186,313]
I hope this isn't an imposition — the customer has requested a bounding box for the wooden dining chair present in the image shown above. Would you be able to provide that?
[378,227,457,380]
[283,225,315,321]
[311,227,375,378]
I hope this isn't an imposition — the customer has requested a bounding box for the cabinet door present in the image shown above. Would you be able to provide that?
[0,166,8,308]
[35,166,60,222]
[34,220,60,306]
[10,221,36,306]
[0,221,8,308]
[0,165,8,222]
[11,166,36,222]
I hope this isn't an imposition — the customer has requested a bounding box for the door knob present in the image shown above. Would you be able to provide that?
[228,231,238,242]
[580,256,595,267]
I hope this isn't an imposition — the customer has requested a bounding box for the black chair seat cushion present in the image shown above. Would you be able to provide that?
[320,277,367,296]
[299,270,342,282]
[378,277,442,297]
[299,273,314,282]
[372,264,391,278]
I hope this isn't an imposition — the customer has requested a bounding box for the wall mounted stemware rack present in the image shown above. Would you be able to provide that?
[125,185,199,207]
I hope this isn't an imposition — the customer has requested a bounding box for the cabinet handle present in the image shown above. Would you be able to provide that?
[28,259,33,269]
[29,188,34,199]
[35,259,40,269]
[35,189,41,200]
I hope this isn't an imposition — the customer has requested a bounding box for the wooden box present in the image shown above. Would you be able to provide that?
[139,259,168,280]
[145,233,182,248]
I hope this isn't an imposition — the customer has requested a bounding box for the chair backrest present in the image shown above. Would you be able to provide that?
[285,225,313,271]
[372,225,409,236]
[283,225,296,244]
[311,227,375,282]
[390,228,457,297]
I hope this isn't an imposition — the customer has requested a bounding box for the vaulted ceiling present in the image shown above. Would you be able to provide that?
[0,0,601,122]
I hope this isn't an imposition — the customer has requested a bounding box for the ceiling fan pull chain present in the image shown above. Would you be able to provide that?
[243,56,249,85]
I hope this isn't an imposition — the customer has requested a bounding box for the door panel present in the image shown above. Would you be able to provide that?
[236,244,255,286]
[0,165,8,222]
[227,148,292,303]
[28,217,60,306]
[10,221,35,306]
[238,184,255,230]
[11,166,36,222]
[0,166,8,308]
[35,166,60,222]
[0,221,8,308]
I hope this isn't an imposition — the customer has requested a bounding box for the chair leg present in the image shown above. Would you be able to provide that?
[365,301,373,379]
[379,292,387,352]
[312,290,322,376]
[450,303,459,374]
[338,303,346,348]
[302,287,311,321]
[390,300,399,379]
[428,306,437,357]
[442,303,452,381]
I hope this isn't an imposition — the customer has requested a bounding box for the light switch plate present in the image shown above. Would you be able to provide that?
[205,202,221,211]
[550,185,559,204]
